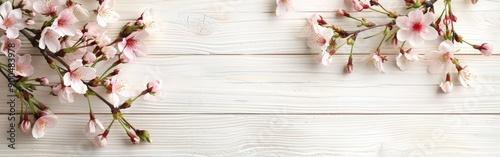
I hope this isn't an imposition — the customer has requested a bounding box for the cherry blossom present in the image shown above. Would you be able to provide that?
[86,115,104,134]
[306,25,334,51]
[440,74,453,93]
[458,66,477,88]
[21,113,31,133]
[14,54,34,77]
[318,50,334,65]
[139,8,160,32]
[96,0,119,27]
[104,76,130,107]
[32,112,58,139]
[276,0,295,16]
[304,14,327,36]
[118,30,149,63]
[425,40,455,74]
[52,83,75,104]
[366,51,385,72]
[32,0,61,17]
[396,49,419,71]
[68,2,89,17]
[94,133,108,147]
[1,35,21,56]
[473,43,492,56]
[39,27,62,52]
[62,59,97,94]
[51,9,79,36]
[144,80,166,101]
[0,1,27,38]
[396,9,438,47]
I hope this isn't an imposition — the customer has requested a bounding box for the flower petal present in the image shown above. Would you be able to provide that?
[438,40,454,53]
[420,26,438,40]
[397,29,412,41]
[396,16,411,30]
[409,33,424,47]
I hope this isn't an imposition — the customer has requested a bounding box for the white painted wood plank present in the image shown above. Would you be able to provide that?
[13,0,500,55]
[1,115,499,156]
[2,55,499,114]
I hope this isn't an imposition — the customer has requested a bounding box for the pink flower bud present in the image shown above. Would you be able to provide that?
[473,43,492,56]
[127,129,140,144]
[337,9,349,16]
[146,80,163,94]
[94,134,107,147]
[444,15,451,25]
[345,57,353,74]
[440,73,453,93]
[26,19,35,25]
[471,0,478,4]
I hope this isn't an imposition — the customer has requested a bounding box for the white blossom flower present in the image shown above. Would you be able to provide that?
[118,30,149,63]
[140,8,160,32]
[32,112,58,139]
[396,9,438,47]
[39,27,62,52]
[318,50,333,65]
[366,51,385,72]
[62,59,97,94]
[276,0,295,16]
[14,54,34,77]
[96,0,119,27]
[51,9,79,36]
[425,40,455,74]
[306,25,334,51]
[0,1,26,38]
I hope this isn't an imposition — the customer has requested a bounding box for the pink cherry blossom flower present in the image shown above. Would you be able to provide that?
[473,43,492,56]
[303,14,326,35]
[144,80,166,101]
[52,83,75,104]
[127,128,140,144]
[118,30,149,63]
[306,25,334,51]
[104,76,130,107]
[32,0,61,17]
[14,54,34,77]
[425,40,455,74]
[0,1,26,38]
[21,113,31,133]
[440,74,453,93]
[458,66,477,88]
[1,35,21,56]
[94,131,108,147]
[32,112,58,139]
[86,112,104,134]
[102,46,117,60]
[83,22,100,38]
[39,27,62,52]
[139,8,160,32]
[366,51,385,72]
[51,9,79,36]
[96,0,119,27]
[396,9,438,47]
[276,0,295,16]
[396,50,419,71]
[63,59,97,94]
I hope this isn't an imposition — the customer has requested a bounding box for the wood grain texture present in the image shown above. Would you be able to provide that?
[2,55,500,114]
[1,115,500,156]
[0,0,499,156]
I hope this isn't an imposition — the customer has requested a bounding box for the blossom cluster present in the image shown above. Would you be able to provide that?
[276,0,492,93]
[0,0,163,147]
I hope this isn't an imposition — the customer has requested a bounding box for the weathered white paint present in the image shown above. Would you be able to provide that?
[0,0,499,156]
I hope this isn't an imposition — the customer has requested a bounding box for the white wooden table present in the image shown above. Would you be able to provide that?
[1,0,500,156]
